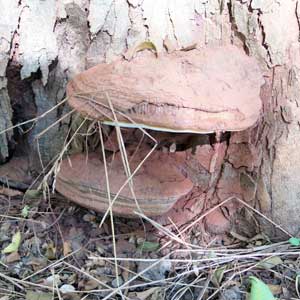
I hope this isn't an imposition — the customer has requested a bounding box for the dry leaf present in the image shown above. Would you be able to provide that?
[5,251,20,263]
[268,284,282,295]
[137,241,160,252]
[0,187,23,197]
[27,256,48,271]
[257,256,283,270]
[78,279,99,291]
[45,242,56,260]
[63,241,72,256]
[124,41,157,60]
[211,267,226,286]
[26,291,53,300]
[134,287,161,300]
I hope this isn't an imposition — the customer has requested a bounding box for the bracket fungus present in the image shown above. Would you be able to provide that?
[56,152,193,217]
[56,45,264,217]
[67,45,263,133]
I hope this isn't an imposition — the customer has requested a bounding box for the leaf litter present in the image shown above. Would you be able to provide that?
[0,194,299,300]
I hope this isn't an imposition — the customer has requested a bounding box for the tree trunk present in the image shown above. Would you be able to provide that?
[1,0,300,236]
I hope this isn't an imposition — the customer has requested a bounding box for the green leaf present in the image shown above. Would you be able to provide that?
[21,205,30,218]
[211,267,226,287]
[2,231,21,254]
[249,276,275,300]
[137,241,160,252]
[289,237,300,246]
[24,189,41,199]
[257,256,283,270]
[26,291,53,300]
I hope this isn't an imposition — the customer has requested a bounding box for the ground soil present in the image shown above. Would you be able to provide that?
[0,192,299,300]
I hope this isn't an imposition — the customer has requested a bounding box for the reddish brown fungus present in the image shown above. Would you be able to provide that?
[56,45,264,217]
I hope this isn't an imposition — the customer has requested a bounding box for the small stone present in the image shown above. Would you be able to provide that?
[10,262,24,277]
[45,274,61,286]
[219,286,242,300]
[137,260,172,281]
[60,284,75,294]
[95,266,113,276]
[111,276,124,288]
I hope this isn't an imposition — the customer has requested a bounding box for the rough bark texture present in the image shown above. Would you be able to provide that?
[1,0,300,235]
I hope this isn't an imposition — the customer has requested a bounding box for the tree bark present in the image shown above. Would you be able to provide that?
[1,0,300,236]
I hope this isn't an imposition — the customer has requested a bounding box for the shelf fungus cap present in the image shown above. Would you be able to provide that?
[67,45,264,133]
[56,151,193,217]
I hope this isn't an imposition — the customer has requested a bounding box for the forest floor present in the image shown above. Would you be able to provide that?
[0,192,299,300]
